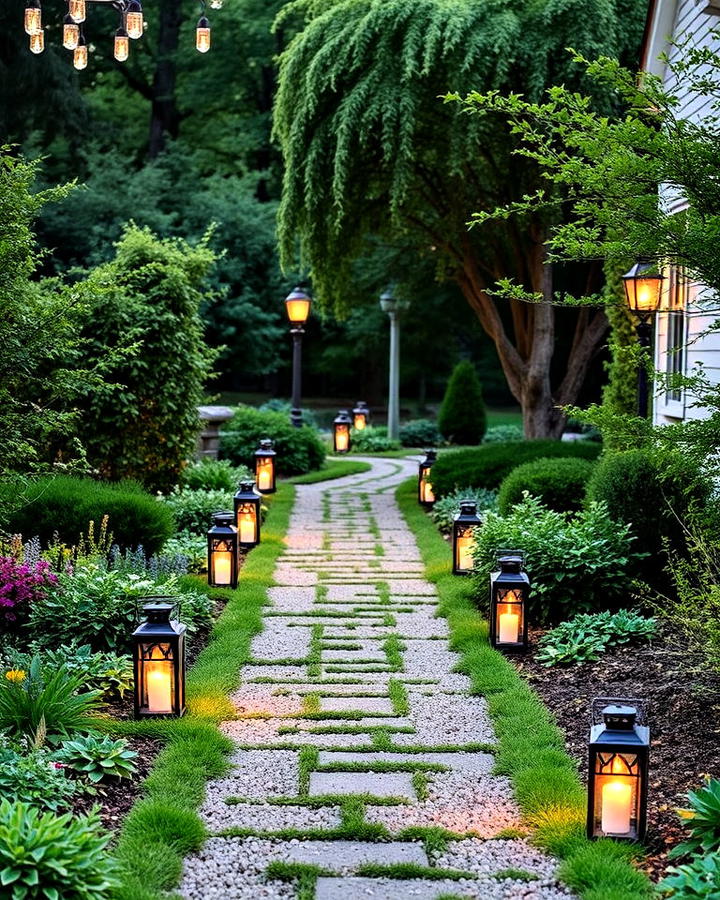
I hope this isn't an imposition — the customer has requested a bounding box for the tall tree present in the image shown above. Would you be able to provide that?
[274,0,644,436]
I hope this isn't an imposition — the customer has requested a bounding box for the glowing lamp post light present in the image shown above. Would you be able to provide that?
[418,449,437,507]
[489,551,529,651]
[353,402,370,431]
[333,410,352,454]
[207,511,239,588]
[622,261,664,418]
[255,439,277,494]
[234,481,261,548]
[587,701,649,841]
[452,500,481,575]
[285,285,312,429]
[132,600,186,718]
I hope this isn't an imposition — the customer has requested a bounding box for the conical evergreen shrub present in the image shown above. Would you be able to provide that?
[437,361,487,444]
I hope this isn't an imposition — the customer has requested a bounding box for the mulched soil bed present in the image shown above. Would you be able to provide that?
[515,626,720,882]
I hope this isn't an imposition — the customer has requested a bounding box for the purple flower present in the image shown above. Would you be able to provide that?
[0,556,57,629]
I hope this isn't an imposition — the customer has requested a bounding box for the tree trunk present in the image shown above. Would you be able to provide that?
[148,0,183,159]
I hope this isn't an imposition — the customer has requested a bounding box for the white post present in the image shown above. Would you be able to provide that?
[387,310,400,441]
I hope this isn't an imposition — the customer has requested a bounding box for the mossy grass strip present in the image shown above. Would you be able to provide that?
[395,478,653,900]
[308,624,323,677]
[267,794,408,807]
[383,634,405,670]
[411,770,430,801]
[355,863,474,881]
[495,867,539,882]
[397,826,460,855]
[388,678,410,715]
[287,460,372,484]
[317,761,447,774]
[109,484,295,900]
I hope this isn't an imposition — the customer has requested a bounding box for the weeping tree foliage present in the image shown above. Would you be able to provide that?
[274,0,644,437]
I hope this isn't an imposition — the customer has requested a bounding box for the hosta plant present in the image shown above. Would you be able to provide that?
[536,610,656,667]
[57,734,138,784]
[0,745,79,812]
[661,854,720,898]
[0,799,117,899]
[672,778,720,859]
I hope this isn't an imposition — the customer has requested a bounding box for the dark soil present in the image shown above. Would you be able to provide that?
[516,626,720,881]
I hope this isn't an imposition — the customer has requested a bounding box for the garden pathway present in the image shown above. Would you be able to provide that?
[180,457,574,899]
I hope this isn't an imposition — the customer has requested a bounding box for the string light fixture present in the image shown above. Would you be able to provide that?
[23,0,219,66]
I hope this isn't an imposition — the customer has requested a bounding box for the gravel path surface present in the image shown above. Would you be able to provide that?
[179,456,574,900]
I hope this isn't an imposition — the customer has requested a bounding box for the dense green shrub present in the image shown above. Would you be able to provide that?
[0,744,80,811]
[179,459,252,492]
[482,424,524,443]
[430,487,498,533]
[399,419,442,447]
[497,456,596,515]
[160,487,234,533]
[349,426,401,452]
[472,496,644,624]
[586,450,708,568]
[431,440,602,498]
[220,406,325,475]
[7,645,133,701]
[7,476,175,555]
[0,800,117,899]
[437,361,487,444]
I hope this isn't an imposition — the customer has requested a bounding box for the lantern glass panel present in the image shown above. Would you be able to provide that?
[139,642,175,714]
[591,751,642,838]
[455,525,475,572]
[286,298,310,325]
[256,457,274,491]
[335,424,350,452]
[237,502,258,544]
[495,587,524,644]
[353,413,366,430]
[419,465,435,504]
[210,537,234,585]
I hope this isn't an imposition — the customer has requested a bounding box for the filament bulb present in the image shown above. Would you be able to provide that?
[63,14,79,49]
[29,28,44,53]
[114,26,129,61]
[125,0,143,39]
[24,3,41,35]
[68,0,86,23]
[73,36,88,69]
[209,0,222,8]
[196,15,210,52]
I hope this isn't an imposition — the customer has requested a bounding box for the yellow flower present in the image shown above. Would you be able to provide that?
[5,669,26,683]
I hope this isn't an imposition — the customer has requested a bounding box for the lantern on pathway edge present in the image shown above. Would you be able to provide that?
[489,551,529,651]
[452,500,482,575]
[207,511,239,588]
[587,700,649,841]
[418,449,437,507]
[333,410,352,454]
[353,401,369,431]
[234,481,261,548]
[132,599,186,718]
[255,439,277,494]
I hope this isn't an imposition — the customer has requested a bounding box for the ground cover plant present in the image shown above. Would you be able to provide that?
[536,610,656,667]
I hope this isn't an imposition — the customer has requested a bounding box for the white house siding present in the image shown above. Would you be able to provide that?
[643,0,720,425]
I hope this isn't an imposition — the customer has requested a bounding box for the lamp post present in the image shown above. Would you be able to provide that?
[284,285,312,428]
[622,262,664,418]
[379,288,409,442]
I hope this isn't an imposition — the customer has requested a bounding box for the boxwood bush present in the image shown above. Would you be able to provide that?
[430,440,602,498]
[437,361,487,444]
[497,456,596,515]
[219,407,325,476]
[349,426,401,452]
[399,419,442,448]
[6,476,174,555]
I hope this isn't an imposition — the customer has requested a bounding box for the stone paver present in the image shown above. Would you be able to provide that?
[179,456,574,900]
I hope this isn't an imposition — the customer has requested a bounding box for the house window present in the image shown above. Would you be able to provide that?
[665,266,688,402]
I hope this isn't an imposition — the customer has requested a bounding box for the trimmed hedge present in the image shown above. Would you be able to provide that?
[431,440,602,498]
[497,456,596,515]
[7,476,175,554]
[219,407,325,476]
[438,361,486,444]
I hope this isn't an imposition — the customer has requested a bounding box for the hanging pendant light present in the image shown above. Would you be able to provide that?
[68,0,86,23]
[125,0,143,38]
[73,32,88,69]
[196,14,210,52]
[114,25,129,61]
[29,27,44,52]
[24,0,41,34]
[62,13,79,49]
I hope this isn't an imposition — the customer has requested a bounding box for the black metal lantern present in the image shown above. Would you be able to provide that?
[132,599,186,718]
[207,511,239,588]
[333,410,352,454]
[622,262,664,317]
[418,449,437,507]
[489,551,530,651]
[255,439,277,494]
[452,500,482,575]
[234,481,261,548]
[587,700,650,841]
[353,402,370,431]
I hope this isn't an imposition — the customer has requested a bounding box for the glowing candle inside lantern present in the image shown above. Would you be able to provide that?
[213,551,232,585]
[423,480,435,503]
[257,465,272,491]
[354,415,366,430]
[146,665,172,713]
[239,512,255,544]
[601,780,632,834]
[499,608,519,643]
[335,427,349,452]
[456,533,474,571]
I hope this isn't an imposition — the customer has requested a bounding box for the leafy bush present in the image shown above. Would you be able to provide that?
[163,531,208,574]
[0,799,117,899]
[586,450,708,571]
[536,609,656,666]
[437,361,487,444]
[7,476,175,555]
[13,645,134,701]
[349,425,401,452]
[258,399,318,428]
[0,744,80,811]
[472,496,644,624]
[28,567,213,653]
[483,424,524,443]
[160,487,234,533]
[399,419,442,448]
[0,657,103,745]
[672,779,720,859]
[107,544,190,579]
[220,406,325,475]
[430,440,602,498]
[497,456,596,515]
[430,487,498,533]
[0,556,57,633]
[57,734,138,784]
[662,854,720,898]
[179,458,252,492]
